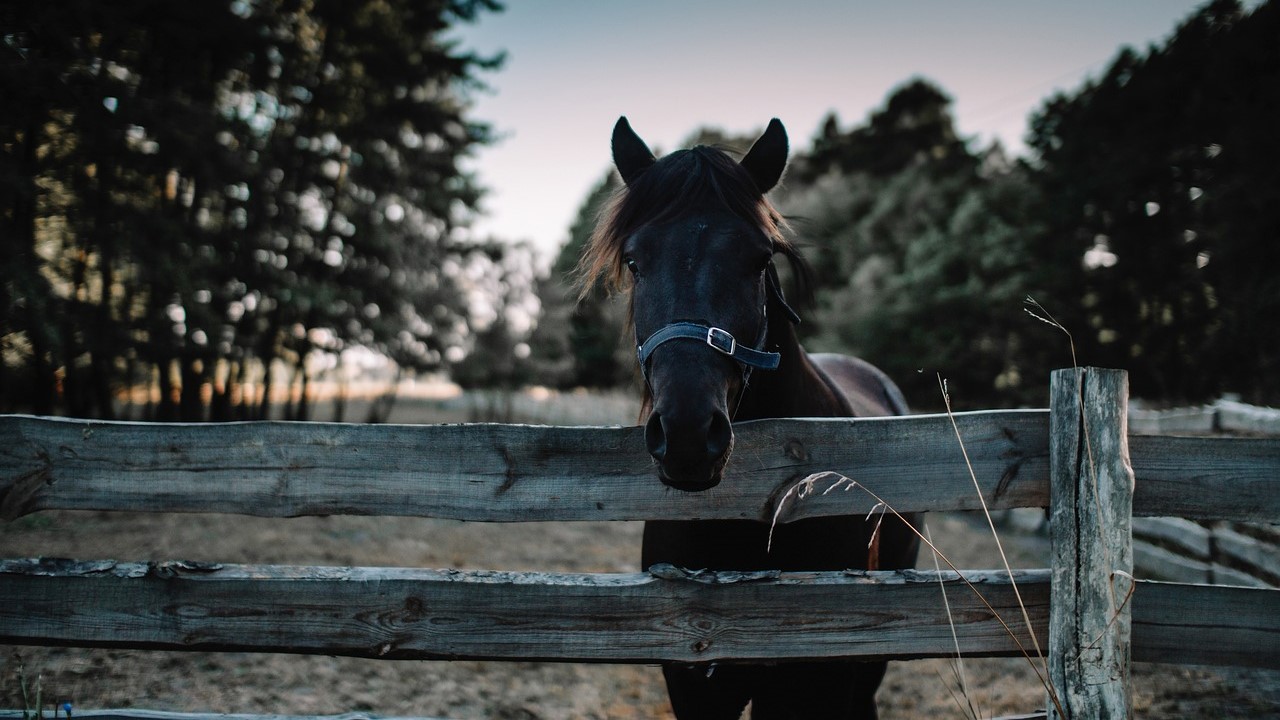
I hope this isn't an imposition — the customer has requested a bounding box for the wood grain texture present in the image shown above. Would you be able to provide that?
[1213,525,1280,586]
[1133,542,1211,584]
[0,713,1048,720]
[0,707,440,712]
[3,559,1271,669]
[1130,434,1280,522]
[0,712,1056,720]
[0,558,1049,664]
[5,556,1269,666]
[1132,579,1280,668]
[1047,368,1134,720]
[0,411,1052,522]
[1132,517,1211,559]
[4,414,1277,524]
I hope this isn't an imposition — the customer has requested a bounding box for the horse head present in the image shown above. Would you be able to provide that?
[584,117,801,492]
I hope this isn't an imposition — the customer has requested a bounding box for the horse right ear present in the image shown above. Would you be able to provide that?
[740,118,788,194]
[612,116,656,186]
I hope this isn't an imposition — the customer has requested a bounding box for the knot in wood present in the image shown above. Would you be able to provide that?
[403,596,425,619]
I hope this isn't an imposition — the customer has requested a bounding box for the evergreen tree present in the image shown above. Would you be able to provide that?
[1028,0,1280,402]
[545,171,632,388]
[0,0,505,419]
[778,79,1044,408]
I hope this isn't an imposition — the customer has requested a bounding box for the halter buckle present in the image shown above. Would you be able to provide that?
[705,327,736,356]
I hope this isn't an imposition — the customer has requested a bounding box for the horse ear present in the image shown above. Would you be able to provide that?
[740,118,788,194]
[612,116,656,186]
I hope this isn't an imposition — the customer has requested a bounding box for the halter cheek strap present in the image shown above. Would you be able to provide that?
[766,262,800,325]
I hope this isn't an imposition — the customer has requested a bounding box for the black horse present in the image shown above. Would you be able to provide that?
[580,117,920,719]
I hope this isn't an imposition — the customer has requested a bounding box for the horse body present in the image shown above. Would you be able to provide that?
[583,117,919,719]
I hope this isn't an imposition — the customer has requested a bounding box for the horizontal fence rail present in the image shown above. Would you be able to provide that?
[1129,435,1280,522]
[0,559,1048,664]
[4,413,1279,524]
[0,713,450,720]
[1130,578,1280,668]
[0,411,1050,522]
[1133,517,1280,588]
[2,558,1274,668]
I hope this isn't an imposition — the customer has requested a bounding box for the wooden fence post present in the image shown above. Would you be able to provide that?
[1048,368,1135,719]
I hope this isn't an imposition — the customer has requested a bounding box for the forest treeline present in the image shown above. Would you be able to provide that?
[1,0,532,421]
[4,1,1277,420]
[535,0,1280,409]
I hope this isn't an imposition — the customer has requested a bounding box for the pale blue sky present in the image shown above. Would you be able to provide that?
[453,1,1213,262]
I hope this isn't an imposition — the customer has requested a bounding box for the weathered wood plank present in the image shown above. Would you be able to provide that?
[1133,542,1211,584]
[1128,405,1216,435]
[0,712,1054,720]
[1048,368,1134,720]
[0,707,442,712]
[0,558,1050,664]
[1132,517,1211,559]
[5,414,1278,524]
[0,411,1052,522]
[0,710,1059,720]
[1213,525,1280,587]
[1130,434,1280,522]
[1216,399,1280,434]
[1234,522,1280,544]
[3,559,1269,670]
[1209,563,1274,588]
[1132,579,1280,668]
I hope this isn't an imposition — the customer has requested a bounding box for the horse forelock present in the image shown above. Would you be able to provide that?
[576,145,797,301]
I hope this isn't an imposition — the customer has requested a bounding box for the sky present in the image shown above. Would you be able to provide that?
[451,0,1212,264]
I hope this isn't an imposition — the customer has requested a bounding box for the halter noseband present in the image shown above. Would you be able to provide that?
[637,322,781,372]
[635,264,799,386]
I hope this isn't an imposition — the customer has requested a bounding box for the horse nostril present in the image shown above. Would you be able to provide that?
[644,412,667,462]
[706,411,732,461]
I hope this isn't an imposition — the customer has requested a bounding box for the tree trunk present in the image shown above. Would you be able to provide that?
[156,358,177,421]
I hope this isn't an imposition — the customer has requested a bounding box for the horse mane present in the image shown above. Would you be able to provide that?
[577,144,812,303]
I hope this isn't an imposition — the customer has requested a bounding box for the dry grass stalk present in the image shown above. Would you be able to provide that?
[1027,296,1129,630]
[938,376,1048,670]
[768,470,1061,713]
[927,520,981,720]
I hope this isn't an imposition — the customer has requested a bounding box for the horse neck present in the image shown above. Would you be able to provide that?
[734,303,850,421]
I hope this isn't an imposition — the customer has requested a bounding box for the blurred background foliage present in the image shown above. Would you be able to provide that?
[2,0,1278,419]
[543,0,1279,409]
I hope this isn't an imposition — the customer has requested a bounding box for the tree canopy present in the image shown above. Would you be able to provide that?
[1029,0,1280,402]
[1,0,507,419]
[779,79,1051,407]
[537,0,1280,408]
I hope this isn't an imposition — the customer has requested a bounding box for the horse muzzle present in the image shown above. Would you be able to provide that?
[644,408,733,492]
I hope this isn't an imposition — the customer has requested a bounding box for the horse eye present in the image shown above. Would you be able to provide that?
[625,258,640,276]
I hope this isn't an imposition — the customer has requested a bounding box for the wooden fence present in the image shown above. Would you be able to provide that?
[1127,399,1280,589]
[995,396,1280,588]
[1,368,1278,719]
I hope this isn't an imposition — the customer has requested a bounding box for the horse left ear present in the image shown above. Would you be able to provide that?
[740,118,788,194]
[612,116,656,186]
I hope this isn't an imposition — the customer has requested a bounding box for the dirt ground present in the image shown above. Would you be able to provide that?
[3,392,1278,718]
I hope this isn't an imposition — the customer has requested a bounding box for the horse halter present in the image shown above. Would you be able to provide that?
[635,263,800,388]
